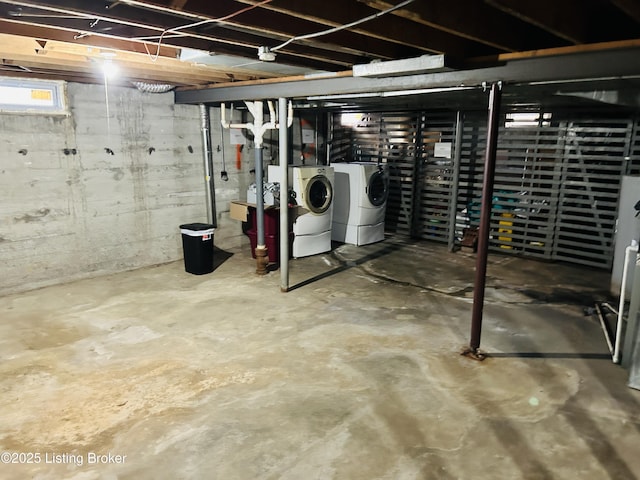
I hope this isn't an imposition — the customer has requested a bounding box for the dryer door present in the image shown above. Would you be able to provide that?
[306,175,333,214]
[367,169,388,207]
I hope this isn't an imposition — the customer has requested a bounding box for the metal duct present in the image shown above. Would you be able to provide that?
[200,104,217,227]
[132,82,175,93]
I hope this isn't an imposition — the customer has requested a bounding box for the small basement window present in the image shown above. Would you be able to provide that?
[0,77,67,114]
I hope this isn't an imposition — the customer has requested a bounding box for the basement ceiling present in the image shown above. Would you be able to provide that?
[1,0,640,89]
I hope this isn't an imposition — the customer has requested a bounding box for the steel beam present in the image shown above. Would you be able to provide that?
[175,47,640,104]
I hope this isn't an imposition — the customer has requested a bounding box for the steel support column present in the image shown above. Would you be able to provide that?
[464,82,502,360]
[279,97,290,292]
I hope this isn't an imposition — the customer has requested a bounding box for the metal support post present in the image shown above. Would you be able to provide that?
[463,82,502,360]
[279,97,290,292]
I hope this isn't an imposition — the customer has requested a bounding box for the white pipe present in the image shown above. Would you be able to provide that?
[614,243,638,363]
[220,103,250,130]
[220,102,229,128]
[219,99,294,279]
[267,100,276,124]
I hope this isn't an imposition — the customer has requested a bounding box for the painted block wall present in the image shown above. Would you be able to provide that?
[0,81,219,296]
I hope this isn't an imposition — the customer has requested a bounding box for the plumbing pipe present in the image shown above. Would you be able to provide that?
[199,104,216,227]
[465,82,502,360]
[595,303,614,354]
[267,100,276,125]
[613,243,638,363]
[246,101,269,274]
[622,254,640,368]
[220,102,250,130]
[279,97,290,292]
[448,111,463,252]
[220,100,293,275]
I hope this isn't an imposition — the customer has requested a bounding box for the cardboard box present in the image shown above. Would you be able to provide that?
[229,201,284,222]
[230,201,251,222]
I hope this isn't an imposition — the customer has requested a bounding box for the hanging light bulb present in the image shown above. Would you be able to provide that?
[100,51,118,79]
[102,58,118,79]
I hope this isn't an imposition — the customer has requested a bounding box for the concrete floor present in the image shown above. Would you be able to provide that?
[1,236,639,480]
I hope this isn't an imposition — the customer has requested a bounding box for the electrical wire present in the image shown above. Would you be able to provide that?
[270,0,417,52]
[143,0,273,62]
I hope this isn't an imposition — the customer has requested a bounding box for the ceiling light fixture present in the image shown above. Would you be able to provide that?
[257,46,276,62]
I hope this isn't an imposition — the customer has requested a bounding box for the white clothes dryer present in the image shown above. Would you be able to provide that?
[290,165,335,258]
[332,162,388,246]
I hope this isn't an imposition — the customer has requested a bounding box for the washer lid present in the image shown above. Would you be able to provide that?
[368,170,388,207]
[305,175,333,214]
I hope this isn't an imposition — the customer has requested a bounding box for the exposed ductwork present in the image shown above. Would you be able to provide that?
[132,81,175,93]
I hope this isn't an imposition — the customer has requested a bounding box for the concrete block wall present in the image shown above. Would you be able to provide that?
[0,81,222,296]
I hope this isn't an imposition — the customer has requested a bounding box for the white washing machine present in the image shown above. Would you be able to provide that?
[331,162,388,246]
[290,165,335,258]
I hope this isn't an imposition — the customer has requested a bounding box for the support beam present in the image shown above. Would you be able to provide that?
[0,33,268,85]
[463,82,502,360]
[175,44,640,104]
[279,97,290,292]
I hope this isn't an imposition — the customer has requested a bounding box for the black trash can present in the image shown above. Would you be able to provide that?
[179,223,215,275]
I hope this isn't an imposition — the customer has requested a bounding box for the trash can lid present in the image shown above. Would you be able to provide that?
[179,223,215,231]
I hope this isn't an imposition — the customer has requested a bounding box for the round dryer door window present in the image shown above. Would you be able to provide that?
[368,170,388,207]
[306,175,333,214]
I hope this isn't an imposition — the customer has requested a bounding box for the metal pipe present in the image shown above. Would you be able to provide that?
[614,243,639,363]
[245,100,269,275]
[623,254,640,368]
[199,104,216,227]
[326,112,333,165]
[244,101,269,275]
[467,82,502,357]
[221,99,290,275]
[249,102,266,242]
[448,111,463,252]
[596,302,614,354]
[279,97,290,292]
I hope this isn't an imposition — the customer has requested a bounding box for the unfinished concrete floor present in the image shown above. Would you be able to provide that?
[1,236,639,480]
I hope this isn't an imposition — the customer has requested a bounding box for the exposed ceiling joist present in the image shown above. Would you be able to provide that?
[232,0,492,58]
[0,19,180,59]
[358,0,550,52]
[485,0,588,44]
[0,0,637,88]
[0,33,278,85]
[611,0,640,23]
